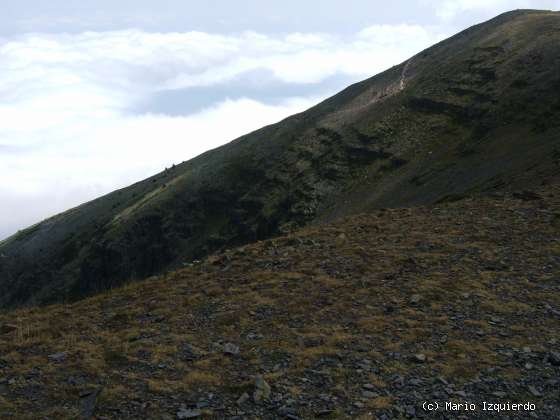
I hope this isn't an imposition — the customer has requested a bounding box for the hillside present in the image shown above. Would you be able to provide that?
[1,9,560,307]
[0,179,559,419]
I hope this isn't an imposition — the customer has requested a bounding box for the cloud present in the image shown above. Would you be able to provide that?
[0,97,318,240]
[0,25,446,239]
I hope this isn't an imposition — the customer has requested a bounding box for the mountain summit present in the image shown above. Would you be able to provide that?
[1,9,559,307]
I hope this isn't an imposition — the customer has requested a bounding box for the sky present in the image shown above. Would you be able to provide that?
[1,0,558,240]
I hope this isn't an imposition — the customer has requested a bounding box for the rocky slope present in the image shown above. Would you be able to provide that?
[1,9,560,307]
[0,179,558,419]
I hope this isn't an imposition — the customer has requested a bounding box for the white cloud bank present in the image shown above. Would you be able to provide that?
[0,25,447,239]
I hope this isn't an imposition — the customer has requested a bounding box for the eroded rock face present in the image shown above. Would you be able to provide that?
[2,10,560,308]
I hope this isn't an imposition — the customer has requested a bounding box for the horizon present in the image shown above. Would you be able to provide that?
[1,1,559,240]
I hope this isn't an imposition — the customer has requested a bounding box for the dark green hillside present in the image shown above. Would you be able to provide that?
[1,10,559,307]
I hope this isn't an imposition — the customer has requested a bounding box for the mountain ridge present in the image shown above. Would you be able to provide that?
[1,9,559,307]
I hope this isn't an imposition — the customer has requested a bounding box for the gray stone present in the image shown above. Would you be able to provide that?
[528,386,542,397]
[177,407,201,419]
[254,375,271,402]
[278,406,298,416]
[362,391,378,399]
[236,392,249,406]
[409,294,422,305]
[549,351,560,366]
[405,405,416,417]
[224,343,240,355]
[409,378,423,386]
[414,353,426,363]
[80,388,101,419]
[48,352,68,363]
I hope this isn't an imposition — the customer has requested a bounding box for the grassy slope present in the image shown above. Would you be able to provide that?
[0,179,558,419]
[1,10,560,308]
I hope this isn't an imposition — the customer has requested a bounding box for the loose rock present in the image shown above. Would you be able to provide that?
[414,353,427,363]
[236,392,249,406]
[80,388,101,419]
[224,343,240,355]
[177,407,201,419]
[528,386,543,397]
[409,294,422,305]
[549,351,560,366]
[48,352,68,363]
[253,375,271,402]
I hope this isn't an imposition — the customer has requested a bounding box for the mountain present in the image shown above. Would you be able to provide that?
[1,9,560,307]
[0,179,559,418]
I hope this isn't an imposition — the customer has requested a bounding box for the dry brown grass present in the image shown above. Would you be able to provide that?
[1,182,559,418]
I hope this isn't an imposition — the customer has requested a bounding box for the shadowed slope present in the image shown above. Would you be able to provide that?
[1,10,559,307]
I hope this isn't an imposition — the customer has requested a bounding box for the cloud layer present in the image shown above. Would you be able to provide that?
[2,0,559,239]
[0,25,449,239]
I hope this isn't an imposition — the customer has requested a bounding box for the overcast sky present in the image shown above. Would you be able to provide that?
[1,0,558,240]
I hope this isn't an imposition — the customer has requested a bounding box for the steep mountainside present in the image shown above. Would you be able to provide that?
[0,179,558,419]
[1,10,560,306]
